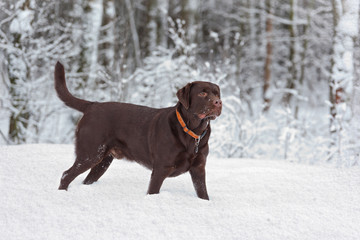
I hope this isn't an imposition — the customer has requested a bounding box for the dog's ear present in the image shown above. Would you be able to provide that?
[176,83,193,110]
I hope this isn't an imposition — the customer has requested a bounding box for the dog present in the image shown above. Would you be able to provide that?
[54,62,222,200]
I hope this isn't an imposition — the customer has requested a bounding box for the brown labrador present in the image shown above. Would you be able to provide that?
[54,62,222,200]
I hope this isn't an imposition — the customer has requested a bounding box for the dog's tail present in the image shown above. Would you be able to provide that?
[54,62,92,113]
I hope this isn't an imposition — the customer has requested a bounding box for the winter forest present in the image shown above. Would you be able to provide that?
[0,0,359,165]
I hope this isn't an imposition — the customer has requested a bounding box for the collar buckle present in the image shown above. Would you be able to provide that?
[195,138,201,153]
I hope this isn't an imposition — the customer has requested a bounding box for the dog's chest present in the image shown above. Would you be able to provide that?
[170,153,197,177]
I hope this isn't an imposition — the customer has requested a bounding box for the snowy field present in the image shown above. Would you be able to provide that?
[1,144,360,240]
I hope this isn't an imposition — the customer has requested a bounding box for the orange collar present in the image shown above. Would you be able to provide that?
[176,109,207,140]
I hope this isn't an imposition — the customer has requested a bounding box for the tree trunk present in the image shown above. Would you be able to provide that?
[263,0,273,112]
[125,0,142,68]
[77,0,103,87]
[181,0,199,43]
[146,0,158,54]
[159,0,169,48]
[283,0,298,106]
[295,0,312,119]
[98,0,114,69]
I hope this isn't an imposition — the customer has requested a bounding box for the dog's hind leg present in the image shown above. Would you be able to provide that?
[58,156,99,190]
[83,155,113,185]
[59,145,107,190]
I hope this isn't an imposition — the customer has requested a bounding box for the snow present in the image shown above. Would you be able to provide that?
[338,0,360,36]
[210,31,219,42]
[9,9,34,34]
[1,144,360,240]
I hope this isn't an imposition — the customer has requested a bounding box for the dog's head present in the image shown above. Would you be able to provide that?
[177,81,222,120]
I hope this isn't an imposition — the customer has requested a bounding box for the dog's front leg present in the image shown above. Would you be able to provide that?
[147,167,175,195]
[189,160,209,200]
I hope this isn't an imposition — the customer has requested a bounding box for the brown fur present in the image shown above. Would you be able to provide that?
[55,62,222,200]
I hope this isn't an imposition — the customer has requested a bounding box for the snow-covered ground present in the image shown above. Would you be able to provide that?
[1,144,359,240]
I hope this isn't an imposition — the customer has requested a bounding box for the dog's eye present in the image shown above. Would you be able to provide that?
[198,92,207,97]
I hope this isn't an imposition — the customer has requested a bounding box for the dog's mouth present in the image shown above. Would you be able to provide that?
[197,108,222,120]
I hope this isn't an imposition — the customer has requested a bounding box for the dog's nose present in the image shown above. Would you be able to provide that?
[213,99,222,107]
